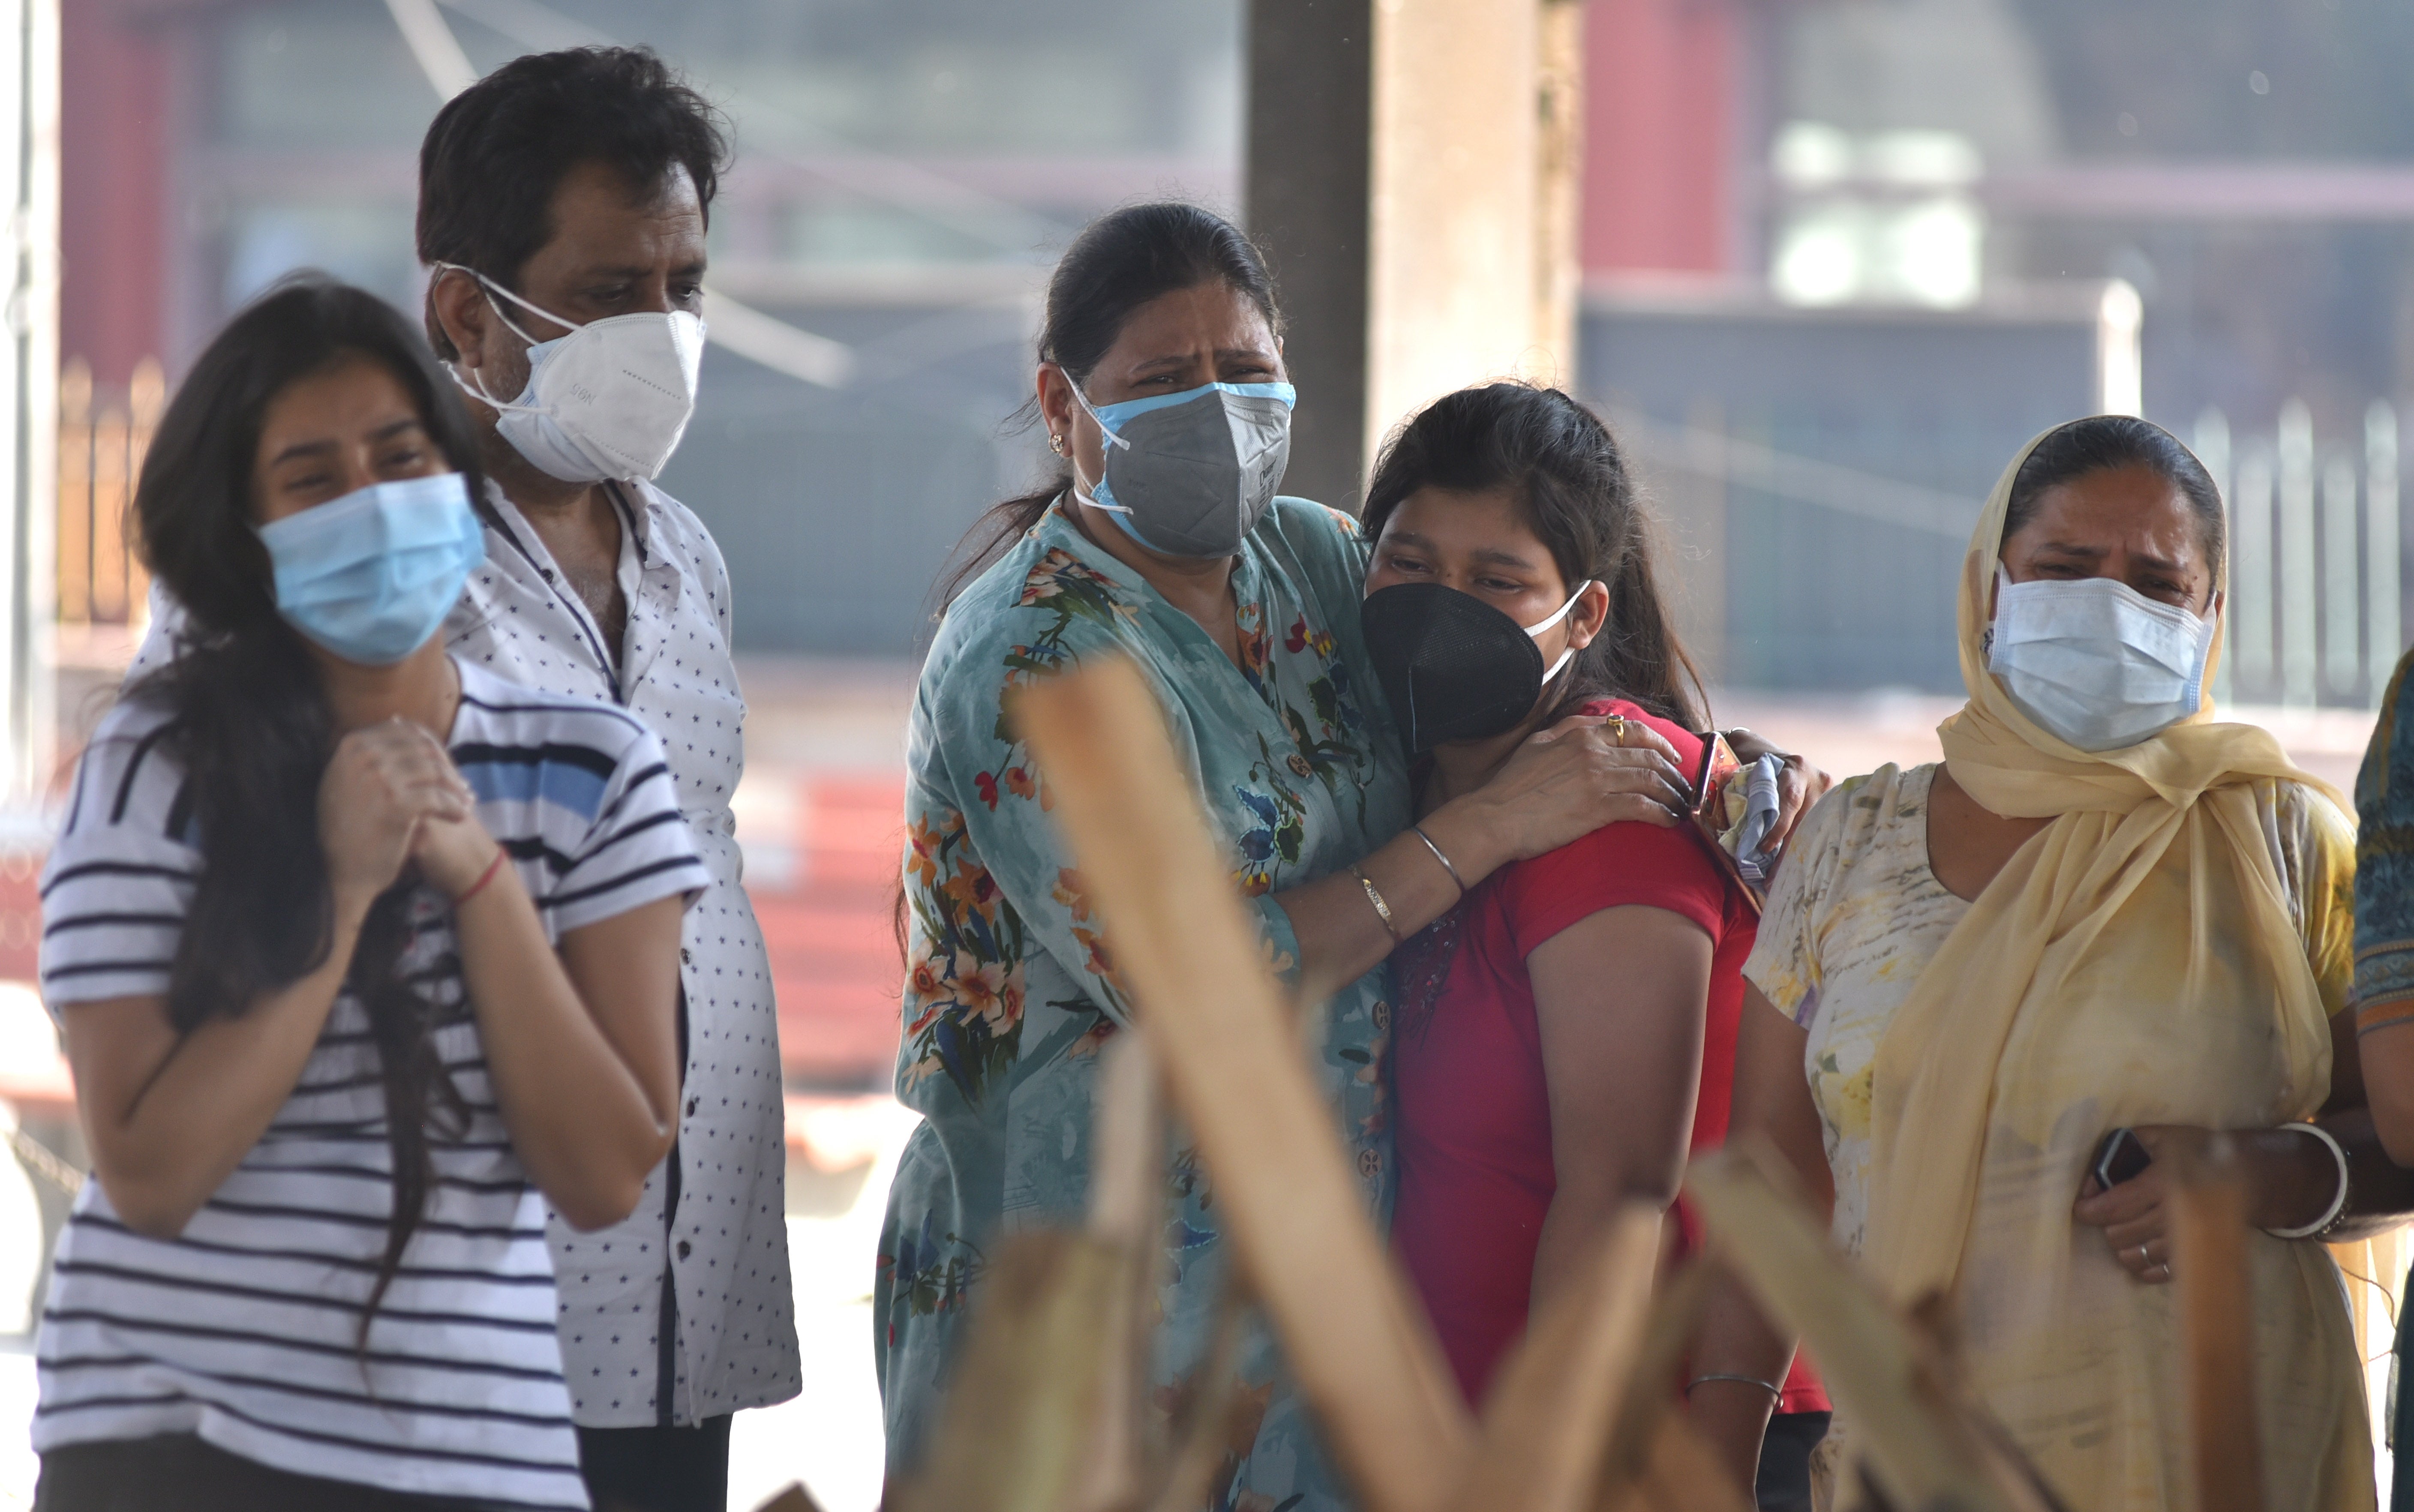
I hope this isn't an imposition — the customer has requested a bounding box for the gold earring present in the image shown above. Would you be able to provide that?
[1049,434,1067,456]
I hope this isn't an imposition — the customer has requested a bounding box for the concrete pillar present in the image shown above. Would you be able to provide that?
[1246,0,1583,511]
[1367,0,1583,463]
[1245,0,1373,513]
[1,0,59,806]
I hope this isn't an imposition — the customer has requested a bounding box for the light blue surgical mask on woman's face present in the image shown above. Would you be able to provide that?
[1066,377,1295,557]
[1984,567,2216,751]
[256,471,486,666]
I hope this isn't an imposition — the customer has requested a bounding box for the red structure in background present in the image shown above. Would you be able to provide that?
[1581,0,1744,279]
[754,776,910,1089]
[61,0,186,389]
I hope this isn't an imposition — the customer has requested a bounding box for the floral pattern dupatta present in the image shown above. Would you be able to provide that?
[875,496,1408,1511]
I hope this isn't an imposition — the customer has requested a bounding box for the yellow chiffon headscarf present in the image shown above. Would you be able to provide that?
[1856,424,2372,1512]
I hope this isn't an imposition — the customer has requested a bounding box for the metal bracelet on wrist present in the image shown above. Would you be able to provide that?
[1686,1372,1782,1399]
[2264,1122,2351,1241]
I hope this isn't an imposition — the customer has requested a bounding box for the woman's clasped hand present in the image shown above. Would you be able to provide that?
[318,717,487,900]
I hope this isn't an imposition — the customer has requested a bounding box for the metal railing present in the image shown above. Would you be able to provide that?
[56,357,158,628]
[2196,402,2402,710]
[1614,399,2408,707]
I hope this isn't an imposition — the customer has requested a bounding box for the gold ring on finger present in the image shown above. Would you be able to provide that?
[1605,715,1627,748]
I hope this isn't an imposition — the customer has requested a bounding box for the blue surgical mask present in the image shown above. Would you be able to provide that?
[257,472,486,665]
[1985,568,2215,751]
[1066,378,1295,557]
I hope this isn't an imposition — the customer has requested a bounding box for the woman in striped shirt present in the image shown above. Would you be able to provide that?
[33,277,706,1510]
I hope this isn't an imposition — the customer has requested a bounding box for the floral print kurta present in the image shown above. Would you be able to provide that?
[876,497,1408,1509]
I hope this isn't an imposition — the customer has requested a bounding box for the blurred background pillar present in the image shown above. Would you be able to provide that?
[1366,0,1583,464]
[1246,0,1584,511]
[0,0,58,810]
[1244,0,1372,512]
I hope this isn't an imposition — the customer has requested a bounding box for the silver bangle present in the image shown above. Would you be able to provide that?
[1687,1373,1782,1399]
[2265,1122,2351,1240]
[1410,824,1468,895]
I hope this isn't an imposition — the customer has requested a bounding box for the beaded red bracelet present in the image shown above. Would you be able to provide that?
[453,849,507,907]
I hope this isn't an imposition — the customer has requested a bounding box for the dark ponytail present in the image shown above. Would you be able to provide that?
[126,273,485,1343]
[930,201,1284,609]
[1360,383,1706,730]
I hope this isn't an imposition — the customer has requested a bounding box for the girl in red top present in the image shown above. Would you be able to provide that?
[1357,384,1826,1506]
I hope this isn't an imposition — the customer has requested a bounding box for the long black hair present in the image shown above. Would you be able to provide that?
[2005,415,2227,589]
[1360,383,1706,730]
[932,201,1285,607]
[127,274,485,1340]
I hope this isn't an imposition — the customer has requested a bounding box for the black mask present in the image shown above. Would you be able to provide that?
[1360,582,1578,753]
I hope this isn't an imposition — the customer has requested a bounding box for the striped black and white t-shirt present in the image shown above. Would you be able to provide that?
[33,659,709,1509]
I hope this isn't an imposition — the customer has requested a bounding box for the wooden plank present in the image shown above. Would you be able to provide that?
[889,1230,1126,1512]
[1145,1281,1252,1512]
[2170,1152,2263,1512]
[1446,1206,1663,1512]
[1592,1261,1715,1507]
[1016,657,1473,1512]
[1599,1413,1756,1512]
[1072,1029,1166,1512]
[1684,1149,2019,1512]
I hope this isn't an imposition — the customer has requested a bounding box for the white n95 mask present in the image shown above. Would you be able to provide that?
[438,263,705,483]
[1985,568,2215,752]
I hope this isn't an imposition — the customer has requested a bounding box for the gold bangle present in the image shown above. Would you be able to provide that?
[1353,867,1399,941]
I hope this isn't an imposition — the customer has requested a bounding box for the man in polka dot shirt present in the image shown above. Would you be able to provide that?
[413,48,801,1510]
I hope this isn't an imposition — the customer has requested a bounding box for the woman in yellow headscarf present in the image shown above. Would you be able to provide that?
[1687,415,2414,1512]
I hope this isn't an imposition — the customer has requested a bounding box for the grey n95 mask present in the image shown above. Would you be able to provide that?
[1065,377,1295,558]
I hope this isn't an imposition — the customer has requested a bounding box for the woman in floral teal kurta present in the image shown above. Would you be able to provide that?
[874,203,1713,1509]
[877,492,1406,1506]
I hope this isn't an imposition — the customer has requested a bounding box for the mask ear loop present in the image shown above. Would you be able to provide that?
[1058,369,1137,514]
[1527,580,1597,685]
[431,263,581,417]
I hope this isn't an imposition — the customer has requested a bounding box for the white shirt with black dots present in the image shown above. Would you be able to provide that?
[446,479,800,1429]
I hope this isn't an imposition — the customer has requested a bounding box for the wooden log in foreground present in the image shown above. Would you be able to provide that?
[1684,1149,2035,1512]
[1071,1031,1167,1512]
[1016,656,1473,1512]
[1446,1206,1664,1512]
[2169,1148,2263,1512]
[888,1230,1129,1512]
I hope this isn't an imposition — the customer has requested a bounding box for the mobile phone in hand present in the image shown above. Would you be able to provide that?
[2091,1127,2152,1190]
[1692,731,1744,817]
[1685,732,1765,916]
